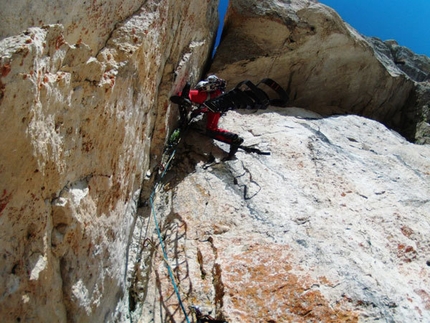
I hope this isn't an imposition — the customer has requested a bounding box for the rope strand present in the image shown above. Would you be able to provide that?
[149,144,191,323]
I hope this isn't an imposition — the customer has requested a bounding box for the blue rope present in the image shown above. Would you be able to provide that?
[149,147,191,323]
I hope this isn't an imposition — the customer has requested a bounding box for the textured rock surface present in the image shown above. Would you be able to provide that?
[0,0,143,55]
[2,0,430,322]
[366,37,430,144]
[209,0,430,142]
[138,108,430,322]
[413,82,430,144]
[0,1,218,322]
[367,38,430,83]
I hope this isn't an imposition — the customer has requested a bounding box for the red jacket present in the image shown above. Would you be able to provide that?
[180,88,236,143]
[188,89,222,105]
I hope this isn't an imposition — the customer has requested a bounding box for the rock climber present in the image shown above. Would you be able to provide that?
[171,75,244,158]
[170,75,289,158]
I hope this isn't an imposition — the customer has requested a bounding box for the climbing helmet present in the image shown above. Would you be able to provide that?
[195,75,226,92]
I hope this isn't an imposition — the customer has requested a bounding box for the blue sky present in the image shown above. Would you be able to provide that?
[214,0,229,53]
[217,0,430,57]
[319,0,430,57]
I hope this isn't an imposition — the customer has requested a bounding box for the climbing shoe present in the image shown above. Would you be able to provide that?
[228,136,244,157]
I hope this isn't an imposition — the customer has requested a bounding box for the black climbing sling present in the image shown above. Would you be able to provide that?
[257,78,289,107]
[204,78,288,112]
[238,144,270,155]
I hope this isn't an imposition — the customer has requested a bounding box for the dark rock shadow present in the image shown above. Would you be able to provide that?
[156,123,230,191]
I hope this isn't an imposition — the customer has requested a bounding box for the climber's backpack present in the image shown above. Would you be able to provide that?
[204,78,288,112]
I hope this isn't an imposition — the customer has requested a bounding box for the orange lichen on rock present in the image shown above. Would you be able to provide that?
[222,243,359,322]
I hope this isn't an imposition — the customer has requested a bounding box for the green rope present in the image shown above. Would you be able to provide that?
[149,146,191,323]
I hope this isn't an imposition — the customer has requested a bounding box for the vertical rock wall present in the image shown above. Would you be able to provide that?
[0,1,218,322]
[366,37,430,143]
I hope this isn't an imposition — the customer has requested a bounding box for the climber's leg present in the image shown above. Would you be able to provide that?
[206,111,244,157]
[206,111,238,144]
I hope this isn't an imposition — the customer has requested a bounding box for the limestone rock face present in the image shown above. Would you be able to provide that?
[413,83,430,144]
[366,37,430,143]
[2,0,430,322]
[367,38,430,83]
[0,1,218,322]
[0,0,143,55]
[210,0,426,141]
[139,108,430,322]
